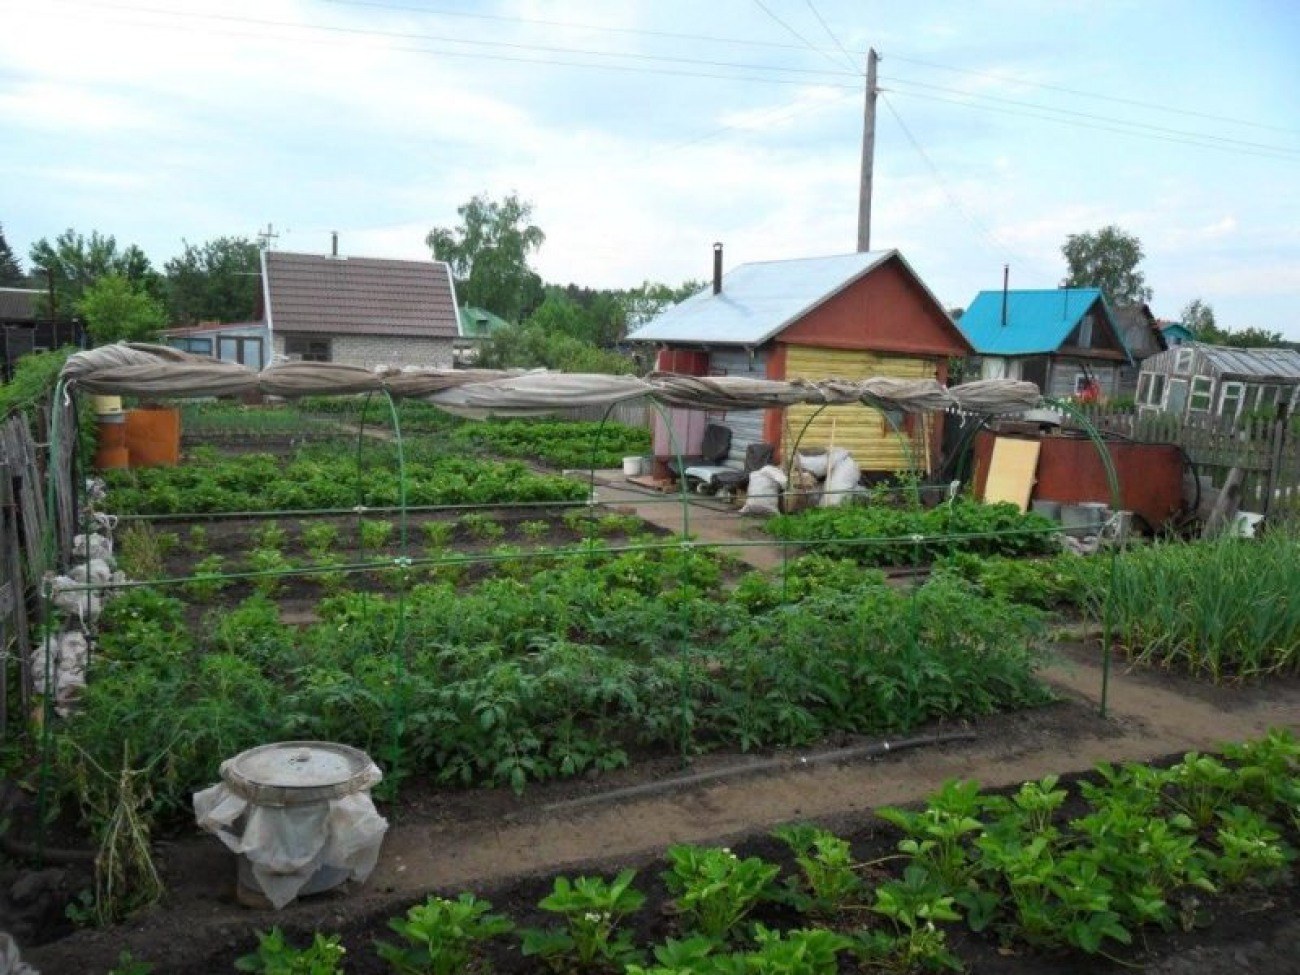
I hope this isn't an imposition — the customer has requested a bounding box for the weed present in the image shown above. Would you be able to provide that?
[360,519,395,550]
[118,523,166,579]
[183,554,229,602]
[302,522,340,555]
[253,521,288,550]
[459,513,504,541]
[421,521,454,548]
[519,519,551,541]
[186,525,210,554]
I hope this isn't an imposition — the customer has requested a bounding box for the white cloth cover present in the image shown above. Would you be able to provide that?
[822,449,862,508]
[0,934,37,975]
[740,465,788,516]
[71,533,114,564]
[193,782,388,910]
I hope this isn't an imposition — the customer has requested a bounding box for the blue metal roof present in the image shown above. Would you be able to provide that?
[957,288,1127,359]
[626,250,897,346]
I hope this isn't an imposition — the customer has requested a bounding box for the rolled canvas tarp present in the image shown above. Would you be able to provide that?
[60,343,1042,417]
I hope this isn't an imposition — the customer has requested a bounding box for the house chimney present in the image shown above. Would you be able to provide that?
[331,231,339,257]
[1000,264,1009,328]
[712,242,723,295]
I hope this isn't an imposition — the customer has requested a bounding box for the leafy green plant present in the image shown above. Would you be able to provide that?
[248,547,292,597]
[772,824,862,916]
[235,928,347,974]
[877,780,991,889]
[1212,806,1294,885]
[253,520,288,550]
[520,869,645,972]
[377,893,514,975]
[302,522,341,555]
[860,864,962,973]
[361,519,395,550]
[183,553,228,601]
[460,513,505,541]
[662,845,780,940]
[520,519,551,541]
[421,520,454,548]
[107,951,154,975]
[185,524,210,554]
[117,522,166,579]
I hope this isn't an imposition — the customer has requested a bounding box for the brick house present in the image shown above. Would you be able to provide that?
[261,251,459,369]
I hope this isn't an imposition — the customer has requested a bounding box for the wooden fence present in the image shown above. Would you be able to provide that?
[1070,407,1300,515]
[0,403,77,736]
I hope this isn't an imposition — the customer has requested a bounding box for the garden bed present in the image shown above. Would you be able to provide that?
[21,730,1300,974]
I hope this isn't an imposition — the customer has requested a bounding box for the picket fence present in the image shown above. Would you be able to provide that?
[1070,407,1300,515]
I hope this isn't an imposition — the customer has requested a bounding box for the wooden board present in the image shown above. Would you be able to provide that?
[984,437,1041,512]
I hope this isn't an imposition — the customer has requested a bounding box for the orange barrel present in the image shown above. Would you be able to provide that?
[93,413,129,470]
[125,407,182,468]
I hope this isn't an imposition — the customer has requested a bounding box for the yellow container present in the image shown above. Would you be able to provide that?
[90,395,123,415]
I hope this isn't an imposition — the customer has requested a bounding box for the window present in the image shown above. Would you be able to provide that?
[1139,373,1166,407]
[1219,381,1244,419]
[1189,376,1213,412]
[219,336,265,369]
[285,336,331,362]
[1077,316,1094,349]
[170,337,212,355]
[1175,348,1194,374]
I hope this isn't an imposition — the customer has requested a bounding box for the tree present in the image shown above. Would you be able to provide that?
[0,223,24,286]
[1181,298,1216,339]
[165,236,261,324]
[476,321,634,374]
[1060,225,1152,305]
[29,229,163,316]
[1179,298,1285,348]
[75,274,167,345]
[426,194,545,323]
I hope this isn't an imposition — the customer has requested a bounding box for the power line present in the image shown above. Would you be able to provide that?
[879,93,1047,273]
[884,86,1300,163]
[802,0,861,74]
[886,52,1300,137]
[749,0,848,72]
[44,0,861,81]
[316,0,829,53]
[881,77,1300,158]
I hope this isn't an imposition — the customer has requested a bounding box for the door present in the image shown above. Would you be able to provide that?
[1166,378,1188,415]
[708,347,769,466]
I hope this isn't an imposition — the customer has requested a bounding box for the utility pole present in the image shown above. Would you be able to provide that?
[256,222,279,251]
[856,48,878,253]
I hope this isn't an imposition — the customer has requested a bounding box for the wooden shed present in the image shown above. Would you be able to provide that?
[626,248,971,473]
[1136,343,1300,420]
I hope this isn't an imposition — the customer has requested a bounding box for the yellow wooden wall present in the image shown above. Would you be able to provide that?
[782,346,935,472]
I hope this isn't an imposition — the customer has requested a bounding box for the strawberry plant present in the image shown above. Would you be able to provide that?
[377,893,514,975]
[520,870,645,972]
[772,824,862,917]
[662,845,780,940]
[235,928,346,974]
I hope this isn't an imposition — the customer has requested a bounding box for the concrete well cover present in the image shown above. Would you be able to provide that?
[221,740,381,806]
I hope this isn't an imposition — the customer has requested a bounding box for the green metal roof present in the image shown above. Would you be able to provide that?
[457,305,512,338]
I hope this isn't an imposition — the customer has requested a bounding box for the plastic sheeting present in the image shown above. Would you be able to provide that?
[0,934,37,975]
[59,343,1042,417]
[193,762,388,910]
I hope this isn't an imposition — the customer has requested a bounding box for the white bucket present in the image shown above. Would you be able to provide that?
[623,456,643,476]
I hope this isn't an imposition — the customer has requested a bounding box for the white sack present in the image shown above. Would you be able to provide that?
[821,452,862,508]
[71,533,114,564]
[795,452,828,477]
[193,782,388,910]
[48,576,101,625]
[740,465,788,516]
[67,558,113,586]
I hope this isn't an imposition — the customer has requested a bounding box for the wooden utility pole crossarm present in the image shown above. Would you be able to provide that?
[856,48,879,253]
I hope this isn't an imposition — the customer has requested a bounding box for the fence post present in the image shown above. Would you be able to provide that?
[1263,406,1289,518]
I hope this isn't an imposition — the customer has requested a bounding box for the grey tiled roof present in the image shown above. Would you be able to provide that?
[264,252,458,338]
[0,288,40,322]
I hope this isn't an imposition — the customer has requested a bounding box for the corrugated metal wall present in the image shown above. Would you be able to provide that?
[783,346,933,471]
[709,347,769,465]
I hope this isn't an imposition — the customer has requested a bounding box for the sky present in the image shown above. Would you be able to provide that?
[2,0,1298,335]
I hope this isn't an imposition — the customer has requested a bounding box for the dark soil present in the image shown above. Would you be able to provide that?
[25,752,1300,975]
